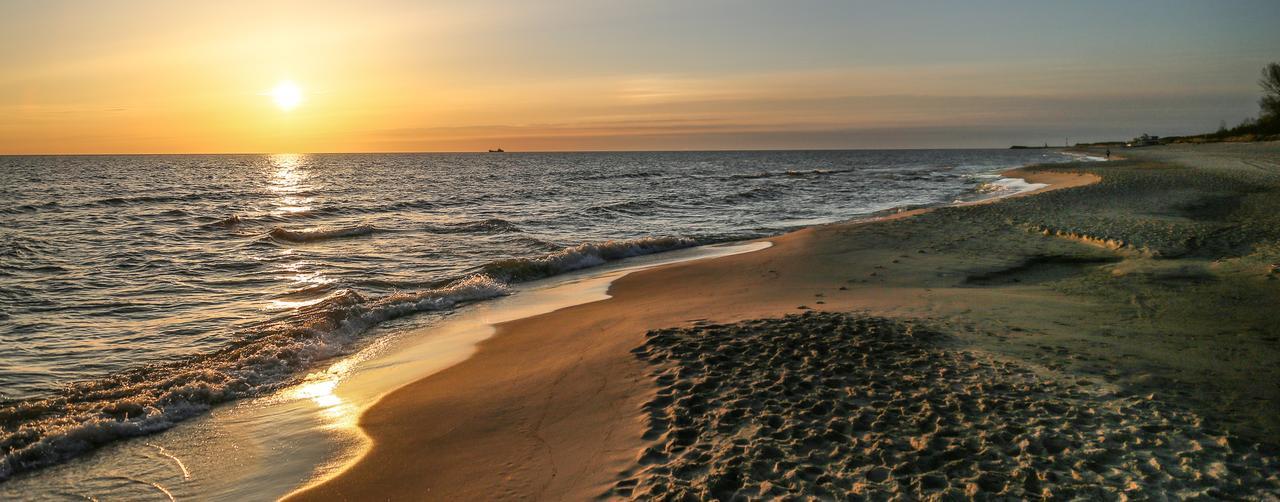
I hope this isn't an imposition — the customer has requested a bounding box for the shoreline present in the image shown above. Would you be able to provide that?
[287,162,1109,499]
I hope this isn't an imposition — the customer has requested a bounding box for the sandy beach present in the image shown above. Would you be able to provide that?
[291,143,1280,499]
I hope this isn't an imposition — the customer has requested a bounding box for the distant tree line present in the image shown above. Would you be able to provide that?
[1045,63,1279,148]
[1209,61,1280,140]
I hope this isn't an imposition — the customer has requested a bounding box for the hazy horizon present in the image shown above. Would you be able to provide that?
[0,145,1091,157]
[3,0,1278,154]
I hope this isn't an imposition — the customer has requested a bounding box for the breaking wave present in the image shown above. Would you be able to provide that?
[0,274,507,481]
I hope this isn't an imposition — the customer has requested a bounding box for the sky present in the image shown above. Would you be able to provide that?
[2,0,1278,153]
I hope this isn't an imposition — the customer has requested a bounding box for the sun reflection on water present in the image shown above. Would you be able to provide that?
[268,154,314,215]
[269,153,305,172]
[289,358,360,430]
[265,155,338,311]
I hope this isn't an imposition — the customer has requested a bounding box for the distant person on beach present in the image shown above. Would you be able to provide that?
[1105,148,1111,160]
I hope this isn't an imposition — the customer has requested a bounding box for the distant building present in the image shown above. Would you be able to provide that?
[1126,134,1160,147]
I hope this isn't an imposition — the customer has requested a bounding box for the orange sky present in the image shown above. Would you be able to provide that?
[2,0,1277,153]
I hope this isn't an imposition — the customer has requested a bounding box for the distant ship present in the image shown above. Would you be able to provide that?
[488,148,505,153]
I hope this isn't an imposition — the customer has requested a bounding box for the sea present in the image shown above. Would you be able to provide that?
[0,149,1082,497]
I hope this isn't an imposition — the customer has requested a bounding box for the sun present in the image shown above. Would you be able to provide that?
[270,80,303,111]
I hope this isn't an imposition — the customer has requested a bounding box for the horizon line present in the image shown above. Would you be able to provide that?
[0,145,1073,157]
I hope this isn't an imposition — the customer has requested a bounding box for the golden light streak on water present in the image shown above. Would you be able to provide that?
[289,358,360,430]
[269,154,314,215]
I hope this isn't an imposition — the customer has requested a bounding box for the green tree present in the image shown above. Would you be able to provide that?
[1261,62,1280,123]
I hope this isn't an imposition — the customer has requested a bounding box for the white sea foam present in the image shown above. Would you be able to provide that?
[977,177,1049,196]
[1061,151,1109,162]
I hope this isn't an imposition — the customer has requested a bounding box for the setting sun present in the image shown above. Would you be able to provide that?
[271,80,303,111]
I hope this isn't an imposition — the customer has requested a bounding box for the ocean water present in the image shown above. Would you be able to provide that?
[0,149,1075,482]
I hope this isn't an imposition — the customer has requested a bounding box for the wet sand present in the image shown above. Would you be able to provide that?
[290,143,1280,500]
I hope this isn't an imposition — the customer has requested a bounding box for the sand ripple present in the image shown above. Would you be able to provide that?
[612,312,1279,499]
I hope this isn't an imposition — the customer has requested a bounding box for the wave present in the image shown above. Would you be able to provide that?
[422,218,519,234]
[381,199,442,212]
[588,199,664,215]
[475,236,700,283]
[4,194,221,216]
[0,196,174,214]
[203,207,340,230]
[0,275,508,481]
[574,171,665,181]
[208,215,243,228]
[155,209,189,218]
[717,185,783,203]
[0,235,703,481]
[728,168,853,179]
[268,224,377,243]
[88,194,205,208]
[267,219,519,242]
[0,202,60,215]
[886,172,941,182]
[0,236,51,260]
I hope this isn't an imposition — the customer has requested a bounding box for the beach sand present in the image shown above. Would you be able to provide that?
[618,313,1276,499]
[290,143,1280,500]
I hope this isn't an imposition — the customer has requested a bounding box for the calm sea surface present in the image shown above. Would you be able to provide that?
[0,149,1074,480]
